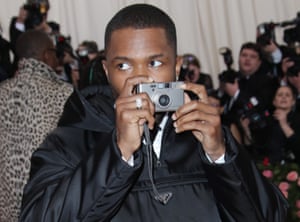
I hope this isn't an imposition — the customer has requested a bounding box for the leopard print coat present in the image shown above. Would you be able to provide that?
[0,58,73,222]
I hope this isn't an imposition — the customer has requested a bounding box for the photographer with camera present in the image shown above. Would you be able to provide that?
[76,43,110,90]
[20,4,287,221]
[178,53,214,93]
[9,1,54,76]
[23,0,52,33]
[74,40,106,89]
[219,70,269,159]
[256,21,299,86]
[238,42,279,112]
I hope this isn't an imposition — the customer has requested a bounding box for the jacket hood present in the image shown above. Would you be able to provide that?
[58,86,115,132]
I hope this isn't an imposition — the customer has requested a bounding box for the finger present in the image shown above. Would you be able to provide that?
[116,94,155,114]
[181,82,208,103]
[174,109,219,132]
[174,118,210,134]
[173,100,220,121]
[116,95,155,128]
[184,92,191,103]
[119,76,153,97]
[117,104,155,127]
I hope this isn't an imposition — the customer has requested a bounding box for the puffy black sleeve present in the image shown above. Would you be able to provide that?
[200,127,288,222]
[19,127,143,222]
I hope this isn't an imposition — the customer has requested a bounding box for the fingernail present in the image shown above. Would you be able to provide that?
[180,83,186,89]
[174,127,179,133]
[148,77,154,82]
[171,113,176,120]
[173,121,177,127]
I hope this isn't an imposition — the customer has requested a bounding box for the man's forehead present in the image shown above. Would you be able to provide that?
[241,48,259,55]
[109,27,167,41]
[106,28,173,58]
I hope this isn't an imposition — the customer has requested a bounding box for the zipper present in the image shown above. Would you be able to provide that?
[131,176,208,192]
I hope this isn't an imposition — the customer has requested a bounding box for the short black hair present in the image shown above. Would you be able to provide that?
[278,84,298,101]
[16,30,53,59]
[239,42,262,60]
[182,53,201,68]
[104,4,177,54]
[81,41,99,54]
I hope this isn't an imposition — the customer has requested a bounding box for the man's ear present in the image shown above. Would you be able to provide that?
[175,56,183,80]
[42,49,49,64]
[102,59,109,82]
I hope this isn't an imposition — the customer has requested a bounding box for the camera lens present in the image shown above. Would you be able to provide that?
[158,94,170,107]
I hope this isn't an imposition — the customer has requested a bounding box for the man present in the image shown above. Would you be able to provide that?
[238,42,279,111]
[70,41,98,88]
[20,4,287,222]
[0,30,73,221]
[219,70,268,159]
[219,70,248,129]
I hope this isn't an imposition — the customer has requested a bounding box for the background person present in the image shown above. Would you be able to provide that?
[0,30,73,222]
[265,85,300,164]
[179,53,214,93]
[238,42,279,111]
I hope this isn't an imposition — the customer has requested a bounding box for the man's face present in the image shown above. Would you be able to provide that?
[103,27,179,97]
[238,48,261,76]
[224,81,237,97]
[43,43,59,70]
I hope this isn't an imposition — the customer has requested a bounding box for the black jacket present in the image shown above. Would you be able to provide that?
[222,90,251,126]
[238,67,279,111]
[0,35,13,80]
[20,88,288,222]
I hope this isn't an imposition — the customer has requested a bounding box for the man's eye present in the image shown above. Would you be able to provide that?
[150,60,162,67]
[118,63,130,70]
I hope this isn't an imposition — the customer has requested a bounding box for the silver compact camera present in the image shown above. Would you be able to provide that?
[136,81,184,112]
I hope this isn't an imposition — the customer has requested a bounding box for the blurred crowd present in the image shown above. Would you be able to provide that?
[0,2,299,163]
[0,1,109,90]
[178,22,300,166]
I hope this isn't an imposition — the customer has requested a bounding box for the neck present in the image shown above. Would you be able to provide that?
[277,107,292,114]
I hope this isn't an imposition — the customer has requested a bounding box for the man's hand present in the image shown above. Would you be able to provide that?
[172,83,225,161]
[115,76,155,160]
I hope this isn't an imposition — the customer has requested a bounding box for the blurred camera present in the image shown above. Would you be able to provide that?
[256,22,278,47]
[219,47,233,70]
[282,12,300,45]
[24,1,49,29]
[238,97,270,130]
[136,81,184,112]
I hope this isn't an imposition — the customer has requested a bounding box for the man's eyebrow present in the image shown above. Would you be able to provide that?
[149,53,164,59]
[112,54,165,61]
[149,53,164,58]
[112,56,130,61]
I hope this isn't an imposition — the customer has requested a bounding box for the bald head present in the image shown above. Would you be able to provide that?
[16,30,53,60]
